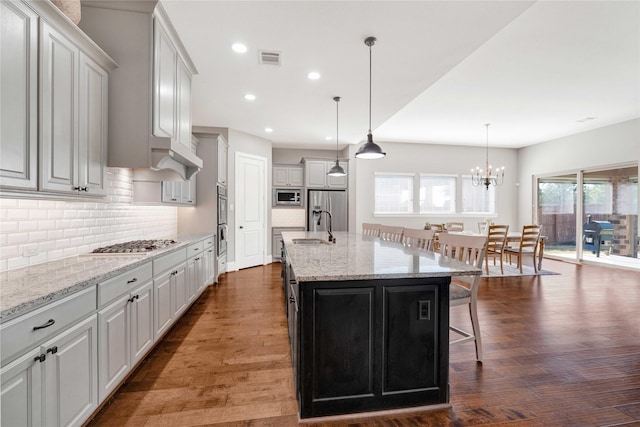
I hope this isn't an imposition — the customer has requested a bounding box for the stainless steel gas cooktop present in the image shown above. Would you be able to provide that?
[89,239,178,254]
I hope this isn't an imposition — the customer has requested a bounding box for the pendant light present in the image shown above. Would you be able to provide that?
[355,36,386,159]
[471,124,505,190]
[327,96,347,177]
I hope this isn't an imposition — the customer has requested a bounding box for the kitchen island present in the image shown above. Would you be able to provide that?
[281,231,481,420]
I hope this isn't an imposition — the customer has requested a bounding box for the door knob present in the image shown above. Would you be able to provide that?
[239,226,243,229]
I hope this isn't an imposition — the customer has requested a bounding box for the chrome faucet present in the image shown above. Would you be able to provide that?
[313,209,335,243]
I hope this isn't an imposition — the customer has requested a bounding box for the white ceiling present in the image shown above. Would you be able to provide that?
[162,1,640,150]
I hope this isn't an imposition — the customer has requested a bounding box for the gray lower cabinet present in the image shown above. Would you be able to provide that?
[97,262,154,402]
[0,286,99,427]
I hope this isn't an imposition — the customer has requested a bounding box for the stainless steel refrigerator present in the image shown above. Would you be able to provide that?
[307,189,348,232]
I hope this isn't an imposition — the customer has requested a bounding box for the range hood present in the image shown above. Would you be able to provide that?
[80,1,202,182]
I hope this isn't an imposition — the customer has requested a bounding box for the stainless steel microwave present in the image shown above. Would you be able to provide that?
[273,188,302,206]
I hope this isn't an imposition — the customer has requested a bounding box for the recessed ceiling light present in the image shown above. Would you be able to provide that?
[265,128,273,133]
[232,43,247,53]
[244,93,256,101]
[307,72,321,80]
[325,136,332,140]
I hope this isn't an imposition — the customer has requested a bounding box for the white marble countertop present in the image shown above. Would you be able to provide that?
[282,231,482,282]
[0,233,213,322]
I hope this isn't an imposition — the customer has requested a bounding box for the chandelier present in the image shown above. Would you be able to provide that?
[471,124,504,190]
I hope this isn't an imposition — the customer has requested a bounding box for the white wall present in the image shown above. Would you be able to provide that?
[517,118,640,227]
[352,140,519,233]
[0,168,178,272]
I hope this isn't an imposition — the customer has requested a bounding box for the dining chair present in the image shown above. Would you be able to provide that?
[477,221,490,234]
[379,225,404,242]
[485,224,509,275]
[446,222,464,232]
[402,228,436,251]
[504,225,542,273]
[362,223,381,237]
[438,233,487,362]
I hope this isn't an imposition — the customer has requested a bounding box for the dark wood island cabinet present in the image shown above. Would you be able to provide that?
[281,232,481,420]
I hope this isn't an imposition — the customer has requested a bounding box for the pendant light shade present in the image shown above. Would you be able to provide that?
[327,96,347,177]
[355,36,386,160]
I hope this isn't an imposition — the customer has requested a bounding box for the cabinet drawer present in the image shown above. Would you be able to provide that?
[1,286,97,365]
[153,248,187,275]
[98,262,152,307]
[203,236,214,248]
[187,241,204,258]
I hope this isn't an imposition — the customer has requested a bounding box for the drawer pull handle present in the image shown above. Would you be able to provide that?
[193,248,199,251]
[127,295,139,303]
[46,346,58,355]
[33,319,55,331]
[34,354,46,363]
[195,257,200,261]
[127,278,138,284]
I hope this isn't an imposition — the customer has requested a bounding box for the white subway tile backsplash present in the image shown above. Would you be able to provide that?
[0,167,178,272]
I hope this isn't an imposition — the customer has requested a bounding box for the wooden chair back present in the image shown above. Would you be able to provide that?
[437,233,486,286]
[379,225,404,242]
[486,224,509,253]
[362,223,381,237]
[518,224,542,252]
[428,224,444,233]
[402,228,436,251]
[446,222,464,232]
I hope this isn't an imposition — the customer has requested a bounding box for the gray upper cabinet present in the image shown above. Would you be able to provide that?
[217,135,228,186]
[273,165,304,187]
[80,1,202,180]
[0,1,38,191]
[0,0,116,198]
[303,159,349,189]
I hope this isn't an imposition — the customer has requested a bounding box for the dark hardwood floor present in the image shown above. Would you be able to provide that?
[88,259,640,426]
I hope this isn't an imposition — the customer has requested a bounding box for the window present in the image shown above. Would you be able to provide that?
[374,174,413,214]
[461,176,496,213]
[419,175,456,213]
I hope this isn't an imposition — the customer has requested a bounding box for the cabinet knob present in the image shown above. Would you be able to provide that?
[34,354,46,363]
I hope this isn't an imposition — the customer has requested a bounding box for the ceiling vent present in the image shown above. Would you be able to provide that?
[259,50,281,66]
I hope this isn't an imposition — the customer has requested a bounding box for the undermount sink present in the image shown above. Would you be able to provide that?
[292,238,331,245]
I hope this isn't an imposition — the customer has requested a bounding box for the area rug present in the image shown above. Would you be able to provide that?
[482,263,560,277]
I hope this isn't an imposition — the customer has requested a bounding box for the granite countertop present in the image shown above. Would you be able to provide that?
[282,231,481,282]
[0,232,213,322]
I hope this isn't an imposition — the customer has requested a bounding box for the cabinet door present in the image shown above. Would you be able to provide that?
[130,281,154,366]
[1,347,43,427]
[176,58,192,151]
[273,167,289,187]
[186,257,197,304]
[304,161,327,188]
[0,0,38,190]
[204,246,215,285]
[39,21,79,193]
[172,264,188,317]
[217,139,228,185]
[181,178,196,204]
[42,315,98,427]
[154,270,173,339]
[153,19,177,140]
[273,235,283,261]
[161,181,181,203]
[97,295,129,402]
[78,53,108,196]
[327,161,348,188]
[288,167,304,187]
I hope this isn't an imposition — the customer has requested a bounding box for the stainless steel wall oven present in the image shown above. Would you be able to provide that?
[217,185,228,255]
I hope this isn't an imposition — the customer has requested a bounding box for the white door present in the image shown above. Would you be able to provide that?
[236,152,267,269]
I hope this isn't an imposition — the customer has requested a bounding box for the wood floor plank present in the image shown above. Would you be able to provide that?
[88,259,640,426]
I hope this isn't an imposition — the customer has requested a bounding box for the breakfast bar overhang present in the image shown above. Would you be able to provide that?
[281,231,481,420]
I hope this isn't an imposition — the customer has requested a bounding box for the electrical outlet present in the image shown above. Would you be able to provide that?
[23,244,38,257]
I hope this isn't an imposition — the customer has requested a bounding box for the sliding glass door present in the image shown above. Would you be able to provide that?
[537,165,639,268]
